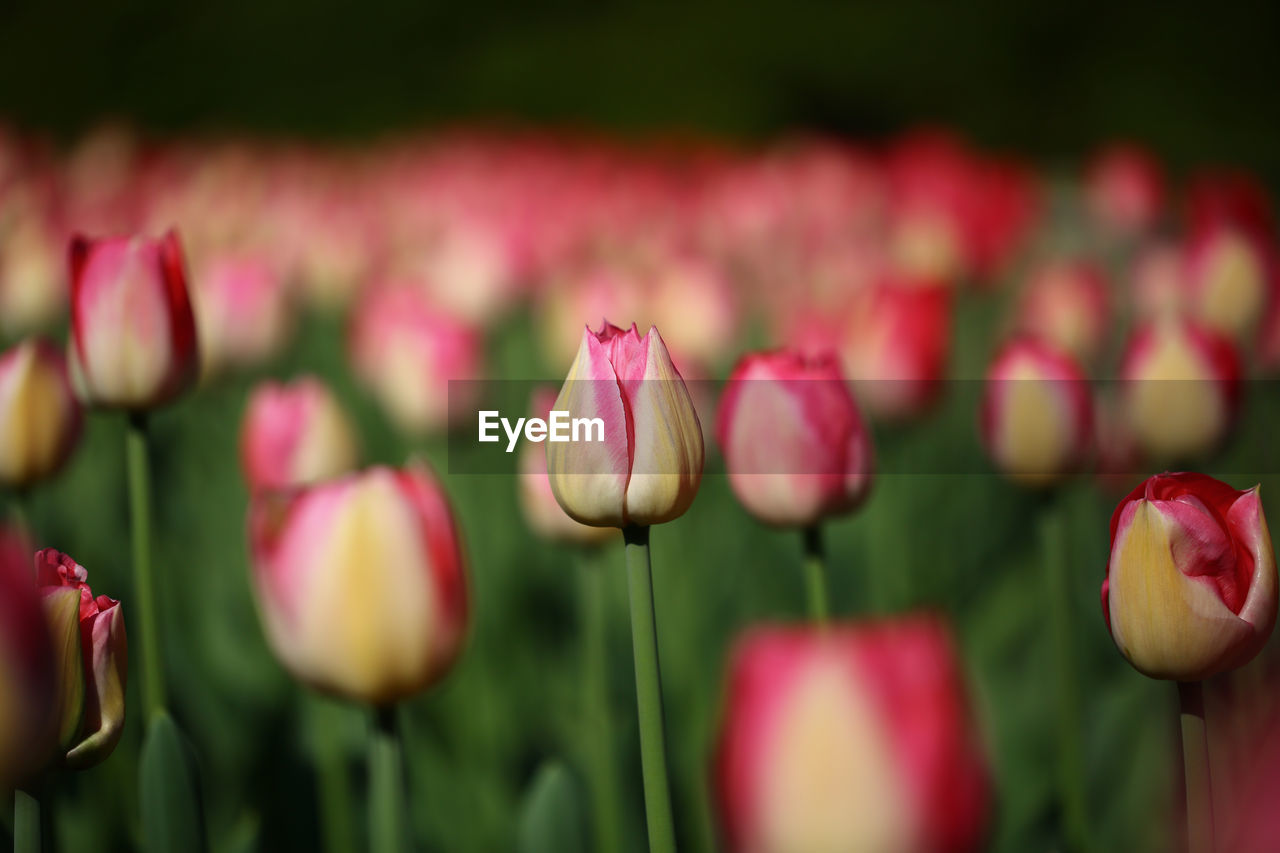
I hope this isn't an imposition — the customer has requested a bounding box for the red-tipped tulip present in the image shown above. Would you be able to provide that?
[1101,473,1276,680]
[241,376,359,493]
[715,616,989,853]
[248,464,468,704]
[716,350,873,526]
[1183,223,1273,342]
[0,339,82,488]
[1084,144,1165,235]
[68,231,200,409]
[1014,261,1111,364]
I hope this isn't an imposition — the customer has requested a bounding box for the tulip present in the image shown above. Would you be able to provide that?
[0,339,82,488]
[67,230,200,410]
[0,213,65,338]
[241,376,359,493]
[546,321,704,528]
[1183,223,1274,342]
[248,464,468,704]
[34,549,127,769]
[716,350,873,527]
[1119,319,1240,462]
[1101,472,1277,681]
[980,338,1092,487]
[1084,144,1165,235]
[1129,240,1187,322]
[0,527,55,790]
[1014,260,1110,364]
[192,253,294,376]
[715,616,989,853]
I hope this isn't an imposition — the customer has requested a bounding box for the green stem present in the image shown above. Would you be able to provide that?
[14,789,39,853]
[310,698,356,853]
[1041,498,1087,852]
[579,550,622,853]
[801,525,829,624]
[126,413,166,720]
[622,525,676,853]
[1179,681,1214,853]
[368,706,407,853]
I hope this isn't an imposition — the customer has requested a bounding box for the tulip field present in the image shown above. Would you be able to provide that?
[4,123,1280,853]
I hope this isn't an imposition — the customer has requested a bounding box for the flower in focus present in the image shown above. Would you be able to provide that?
[715,616,989,853]
[248,464,468,704]
[547,321,704,528]
[241,376,359,493]
[349,283,483,435]
[1119,318,1240,463]
[1183,223,1274,342]
[518,388,616,546]
[1014,260,1111,364]
[0,339,82,488]
[1084,143,1165,235]
[980,338,1092,487]
[1101,472,1276,680]
[192,253,294,377]
[67,230,200,410]
[34,549,127,769]
[0,526,55,789]
[716,350,873,526]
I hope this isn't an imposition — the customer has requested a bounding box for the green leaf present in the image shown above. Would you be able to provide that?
[516,761,587,853]
[140,712,208,853]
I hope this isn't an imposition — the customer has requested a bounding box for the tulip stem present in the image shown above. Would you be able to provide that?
[14,789,39,853]
[801,525,830,623]
[1041,500,1088,852]
[622,525,677,853]
[310,698,356,853]
[126,413,166,721]
[368,706,408,853]
[1179,681,1214,853]
[579,550,623,853]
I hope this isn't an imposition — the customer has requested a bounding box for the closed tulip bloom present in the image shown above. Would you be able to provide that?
[34,549,127,769]
[715,617,989,853]
[1120,319,1240,462]
[0,528,56,788]
[1184,223,1273,341]
[1084,144,1165,235]
[0,339,82,488]
[980,338,1092,487]
[547,322,704,528]
[241,376,359,493]
[192,253,294,376]
[1014,261,1111,364]
[68,231,200,409]
[1101,473,1277,680]
[716,350,873,526]
[248,464,468,704]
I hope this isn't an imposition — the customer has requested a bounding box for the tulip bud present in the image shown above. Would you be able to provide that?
[68,230,200,409]
[1119,319,1240,462]
[716,350,873,526]
[1184,223,1273,342]
[241,376,359,493]
[248,464,468,704]
[1084,144,1165,235]
[0,339,82,488]
[1014,261,1111,364]
[518,389,616,546]
[715,617,989,853]
[192,253,294,376]
[32,549,127,770]
[0,213,65,338]
[546,322,704,528]
[980,338,1092,487]
[1101,473,1277,680]
[0,527,56,788]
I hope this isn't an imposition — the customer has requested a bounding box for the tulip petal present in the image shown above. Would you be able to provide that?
[65,602,127,769]
[41,586,86,753]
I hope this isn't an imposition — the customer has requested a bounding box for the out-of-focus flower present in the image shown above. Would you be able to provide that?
[536,263,646,374]
[1101,472,1276,680]
[248,464,468,704]
[0,526,55,789]
[0,212,65,338]
[547,321,703,528]
[1014,260,1111,364]
[349,283,483,435]
[716,350,872,526]
[980,338,1092,487]
[648,252,739,370]
[518,388,616,546]
[1185,172,1273,241]
[34,549,127,769]
[241,376,359,493]
[1119,319,1240,462]
[192,253,294,376]
[715,616,989,853]
[839,277,952,422]
[1129,240,1188,322]
[68,231,200,410]
[1084,144,1165,235]
[0,340,82,488]
[1183,223,1274,342]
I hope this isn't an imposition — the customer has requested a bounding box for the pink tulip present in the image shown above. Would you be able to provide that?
[1129,240,1188,321]
[240,376,359,493]
[1014,260,1111,364]
[68,230,200,409]
[715,616,989,853]
[1084,144,1165,235]
[0,526,56,788]
[192,253,294,376]
[1182,222,1275,342]
[1101,473,1276,680]
[716,350,873,526]
[248,464,468,704]
[0,202,65,337]
[0,339,82,488]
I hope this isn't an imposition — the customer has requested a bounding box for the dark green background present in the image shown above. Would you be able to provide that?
[2,0,1277,180]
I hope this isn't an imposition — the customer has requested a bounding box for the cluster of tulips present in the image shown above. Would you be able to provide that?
[2,119,1280,853]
